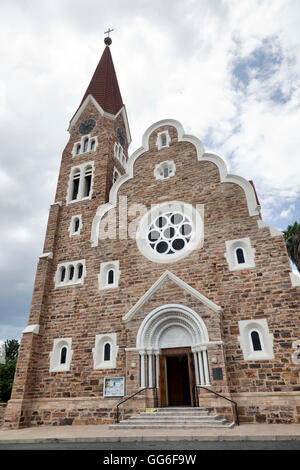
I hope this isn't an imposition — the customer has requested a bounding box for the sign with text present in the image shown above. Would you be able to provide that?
[103,376,125,397]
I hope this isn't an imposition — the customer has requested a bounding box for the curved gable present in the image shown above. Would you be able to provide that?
[91,119,260,246]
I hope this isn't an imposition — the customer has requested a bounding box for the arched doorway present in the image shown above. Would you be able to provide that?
[136,304,210,407]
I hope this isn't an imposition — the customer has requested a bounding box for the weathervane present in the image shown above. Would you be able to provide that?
[104,28,114,45]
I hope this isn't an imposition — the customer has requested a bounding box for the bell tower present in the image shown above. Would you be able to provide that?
[55,35,131,206]
[3,37,131,428]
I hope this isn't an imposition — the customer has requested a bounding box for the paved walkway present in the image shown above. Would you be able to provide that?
[0,423,300,444]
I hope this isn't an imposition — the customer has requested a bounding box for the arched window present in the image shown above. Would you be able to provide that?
[74,217,80,233]
[107,269,114,285]
[83,166,92,197]
[161,134,167,147]
[69,265,74,281]
[83,138,89,152]
[104,342,111,361]
[60,267,66,283]
[60,346,67,364]
[71,169,80,200]
[77,263,83,279]
[250,330,262,351]
[236,248,245,264]
[113,168,120,184]
[76,144,81,155]
[90,139,96,151]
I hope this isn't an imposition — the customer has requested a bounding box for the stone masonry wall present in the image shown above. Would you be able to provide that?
[4,110,300,427]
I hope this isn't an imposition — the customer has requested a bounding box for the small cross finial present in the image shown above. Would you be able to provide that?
[104,28,114,45]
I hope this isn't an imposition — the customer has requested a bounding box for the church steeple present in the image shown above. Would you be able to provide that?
[77,38,123,116]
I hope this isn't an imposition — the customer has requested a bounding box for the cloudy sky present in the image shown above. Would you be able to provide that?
[1,0,300,341]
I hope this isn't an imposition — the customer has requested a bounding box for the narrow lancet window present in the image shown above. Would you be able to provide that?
[83,138,89,152]
[60,346,67,364]
[236,248,245,264]
[71,170,80,200]
[74,217,80,233]
[83,167,92,197]
[60,267,66,282]
[104,343,111,361]
[108,269,114,285]
[77,264,83,279]
[69,265,74,280]
[251,330,262,351]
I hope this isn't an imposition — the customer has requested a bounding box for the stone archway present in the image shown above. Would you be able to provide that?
[136,304,211,401]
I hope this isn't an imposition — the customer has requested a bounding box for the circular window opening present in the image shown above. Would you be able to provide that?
[136,201,204,264]
[148,211,193,256]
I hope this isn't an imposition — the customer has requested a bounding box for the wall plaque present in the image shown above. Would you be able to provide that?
[103,377,125,397]
[212,367,223,381]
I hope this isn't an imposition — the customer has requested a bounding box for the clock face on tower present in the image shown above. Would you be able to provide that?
[117,127,125,147]
[78,119,96,135]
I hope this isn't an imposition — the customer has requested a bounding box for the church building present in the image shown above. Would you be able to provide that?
[4,37,300,428]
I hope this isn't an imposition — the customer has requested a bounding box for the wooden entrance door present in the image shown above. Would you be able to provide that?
[158,355,167,407]
[158,347,195,407]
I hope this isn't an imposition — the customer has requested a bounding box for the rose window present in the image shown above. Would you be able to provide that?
[147,212,193,255]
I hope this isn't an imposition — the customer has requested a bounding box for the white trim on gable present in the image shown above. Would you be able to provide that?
[257,220,283,237]
[68,94,131,146]
[122,270,222,323]
[90,119,260,247]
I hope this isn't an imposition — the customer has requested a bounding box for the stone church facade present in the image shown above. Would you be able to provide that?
[4,39,300,428]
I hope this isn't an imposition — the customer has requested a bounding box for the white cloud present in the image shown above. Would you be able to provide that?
[280,204,295,218]
[0,0,300,336]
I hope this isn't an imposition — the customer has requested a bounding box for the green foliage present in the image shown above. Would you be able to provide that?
[283,221,300,273]
[5,339,19,361]
[0,339,19,402]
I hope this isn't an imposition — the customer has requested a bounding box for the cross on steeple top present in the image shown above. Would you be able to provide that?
[104,28,114,46]
[104,28,114,37]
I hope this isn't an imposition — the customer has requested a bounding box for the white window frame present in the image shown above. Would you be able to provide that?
[72,134,98,157]
[249,328,264,352]
[238,319,274,361]
[49,338,73,372]
[98,261,120,290]
[224,237,255,271]
[69,214,82,237]
[136,201,204,264]
[154,160,176,181]
[113,142,126,167]
[112,167,121,184]
[92,333,118,369]
[156,130,171,150]
[54,260,86,287]
[66,161,95,204]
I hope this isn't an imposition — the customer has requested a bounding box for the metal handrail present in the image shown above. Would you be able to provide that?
[115,387,158,423]
[194,385,240,426]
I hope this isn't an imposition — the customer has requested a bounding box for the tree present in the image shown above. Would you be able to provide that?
[5,339,19,361]
[0,339,19,402]
[283,221,300,273]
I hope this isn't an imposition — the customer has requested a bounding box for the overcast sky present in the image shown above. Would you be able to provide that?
[1,0,300,341]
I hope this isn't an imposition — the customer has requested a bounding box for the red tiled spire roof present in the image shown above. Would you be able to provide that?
[78,44,123,115]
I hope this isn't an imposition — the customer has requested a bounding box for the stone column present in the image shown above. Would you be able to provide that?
[197,350,205,385]
[193,351,200,385]
[140,351,146,388]
[202,347,210,385]
[154,351,160,388]
[148,353,153,387]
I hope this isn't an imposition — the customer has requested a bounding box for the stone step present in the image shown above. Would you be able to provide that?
[139,411,216,417]
[122,419,227,425]
[109,422,235,429]
[110,406,234,430]
[129,414,219,421]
